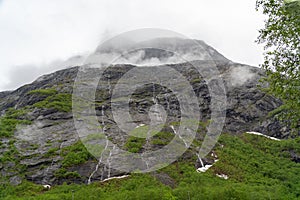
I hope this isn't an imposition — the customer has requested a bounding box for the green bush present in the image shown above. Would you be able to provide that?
[124,136,146,153]
[151,131,174,146]
[33,93,72,112]
[0,108,31,138]
[27,88,58,96]
[53,141,92,179]
[54,168,81,179]
[61,141,92,168]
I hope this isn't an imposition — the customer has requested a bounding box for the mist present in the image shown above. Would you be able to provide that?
[2,55,86,91]
[229,66,256,87]
[0,0,265,91]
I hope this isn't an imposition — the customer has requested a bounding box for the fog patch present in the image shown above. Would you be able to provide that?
[1,55,86,91]
[85,37,228,67]
[229,66,256,87]
[87,49,208,67]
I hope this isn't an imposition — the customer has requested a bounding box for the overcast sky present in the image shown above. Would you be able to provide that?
[0,0,266,92]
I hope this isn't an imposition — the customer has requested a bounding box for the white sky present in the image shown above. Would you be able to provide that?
[0,0,266,91]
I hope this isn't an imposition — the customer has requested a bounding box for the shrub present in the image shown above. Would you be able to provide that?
[33,93,72,112]
[0,108,31,138]
[124,136,146,153]
[28,88,58,96]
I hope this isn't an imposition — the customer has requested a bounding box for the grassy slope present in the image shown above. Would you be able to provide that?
[1,133,300,200]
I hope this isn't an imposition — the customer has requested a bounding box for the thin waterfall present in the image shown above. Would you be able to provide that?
[196,153,204,167]
[88,105,108,184]
[106,144,116,179]
[170,125,189,148]
[88,137,109,184]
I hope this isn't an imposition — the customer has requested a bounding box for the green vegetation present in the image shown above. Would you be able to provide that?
[27,88,58,96]
[27,88,72,112]
[0,181,43,199]
[43,147,60,158]
[0,108,31,138]
[0,88,72,138]
[190,77,201,84]
[214,134,300,187]
[52,141,92,179]
[0,175,175,200]
[1,133,300,199]
[0,140,27,183]
[151,131,174,146]
[256,0,300,131]
[0,140,19,163]
[33,93,72,112]
[82,134,107,158]
[60,141,92,168]
[0,107,34,173]
[124,136,146,153]
[54,169,81,179]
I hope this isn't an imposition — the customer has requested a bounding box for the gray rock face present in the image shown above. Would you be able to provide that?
[9,175,22,186]
[289,150,300,163]
[0,39,293,186]
[0,67,78,111]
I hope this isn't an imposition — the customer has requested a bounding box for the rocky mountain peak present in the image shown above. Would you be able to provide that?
[0,39,292,187]
[91,37,229,66]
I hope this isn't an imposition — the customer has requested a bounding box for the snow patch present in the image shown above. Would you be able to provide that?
[216,174,229,180]
[197,164,213,173]
[136,124,146,128]
[101,175,129,182]
[196,160,219,173]
[246,131,281,141]
[43,184,51,190]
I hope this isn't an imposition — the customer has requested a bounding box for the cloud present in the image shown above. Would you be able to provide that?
[229,65,256,87]
[86,36,229,67]
[0,0,265,91]
[1,55,86,91]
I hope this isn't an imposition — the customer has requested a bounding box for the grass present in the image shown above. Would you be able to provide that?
[33,93,72,113]
[0,88,72,137]
[43,147,60,158]
[27,88,58,96]
[151,131,174,146]
[0,140,27,184]
[26,88,72,112]
[0,108,31,138]
[2,132,300,199]
[54,169,81,179]
[51,141,93,179]
[1,108,300,200]
[124,136,146,153]
[60,141,92,168]
[0,89,72,138]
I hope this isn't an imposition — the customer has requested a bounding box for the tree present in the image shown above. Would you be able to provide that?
[256,0,300,132]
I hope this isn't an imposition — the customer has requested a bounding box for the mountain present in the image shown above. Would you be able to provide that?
[0,38,299,199]
[94,38,229,64]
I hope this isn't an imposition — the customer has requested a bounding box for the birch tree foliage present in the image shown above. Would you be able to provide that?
[256,0,300,131]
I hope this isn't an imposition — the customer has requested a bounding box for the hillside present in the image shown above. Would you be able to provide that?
[0,38,298,199]
[1,133,300,199]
